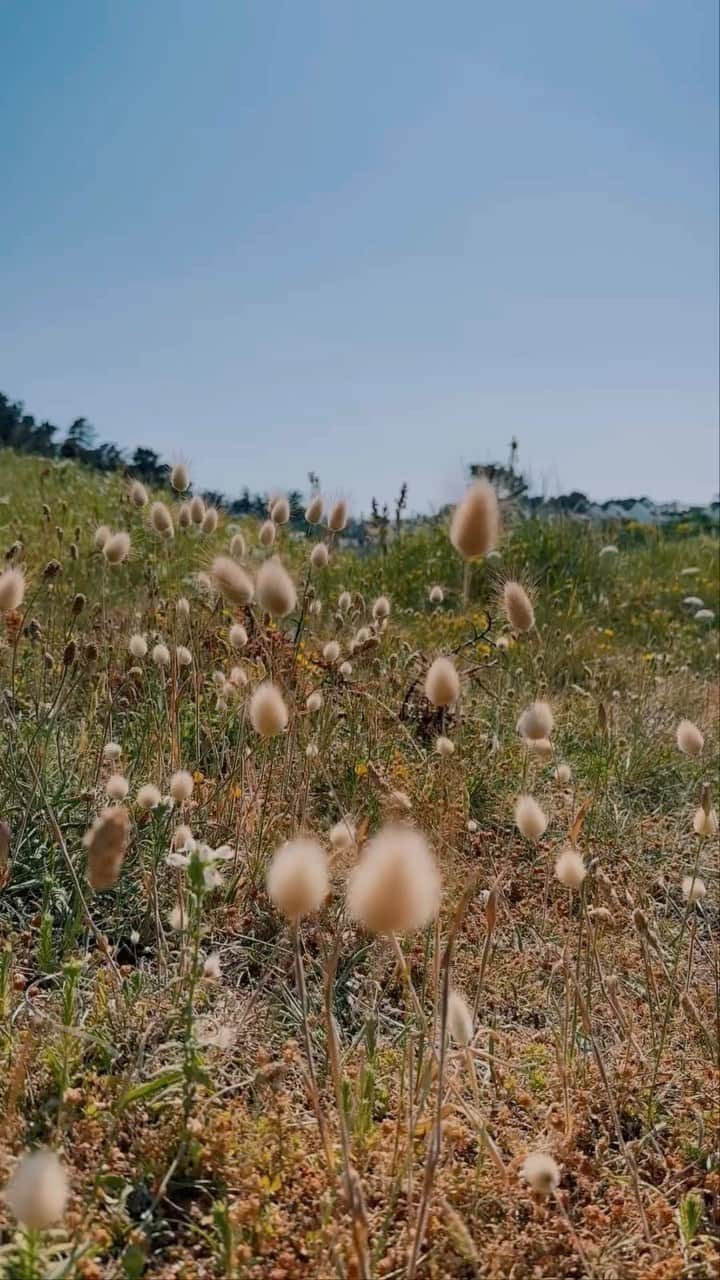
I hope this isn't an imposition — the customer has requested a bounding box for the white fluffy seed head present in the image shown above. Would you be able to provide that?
[211,556,254,607]
[372,595,391,621]
[306,691,322,712]
[94,525,110,551]
[150,501,174,538]
[554,763,572,784]
[3,1148,69,1229]
[521,1152,560,1196]
[447,990,474,1045]
[340,660,352,677]
[106,773,129,801]
[676,719,704,757]
[170,770,194,803]
[682,874,707,903]
[346,825,441,934]
[309,599,322,616]
[503,581,535,632]
[229,623,248,650]
[327,498,348,532]
[435,736,455,757]
[259,519,276,547]
[128,633,147,659]
[517,700,554,741]
[190,495,205,524]
[329,819,356,850]
[103,741,122,761]
[270,496,290,524]
[450,479,499,560]
[306,742,319,759]
[311,542,329,568]
[129,479,148,507]
[176,645,192,667]
[202,507,219,534]
[267,837,329,920]
[323,640,340,664]
[230,532,246,558]
[429,585,444,605]
[555,847,586,890]
[178,502,191,529]
[0,567,25,612]
[152,643,171,668]
[257,557,297,618]
[524,737,553,759]
[229,665,247,688]
[693,806,718,837]
[137,783,161,811]
[425,656,460,708]
[170,462,190,493]
[338,590,352,612]
[305,494,324,524]
[103,531,131,564]
[176,597,191,621]
[249,682,288,738]
[515,795,548,841]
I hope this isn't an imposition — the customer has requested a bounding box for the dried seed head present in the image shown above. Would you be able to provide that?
[170,462,190,493]
[84,806,130,890]
[306,691,322,712]
[429,585,444,605]
[103,531,131,564]
[372,595,391,621]
[270,496,290,524]
[230,532,246,558]
[305,494,324,524]
[178,502,191,529]
[257,557,297,617]
[267,837,329,920]
[190,495,206,524]
[329,819,356,851]
[323,640,340,664]
[72,592,86,616]
[339,660,352,677]
[311,542,329,568]
[328,498,348,532]
[450,479,499,560]
[524,737,553,759]
[424,656,460,707]
[176,645,192,667]
[211,555,254,607]
[682,874,707,904]
[3,1148,69,1230]
[447,989,474,1045]
[150,501,174,538]
[554,763,572,784]
[202,507,219,535]
[106,774,129,802]
[43,559,62,579]
[676,719,704,757]
[693,806,718,837]
[170,770,194,803]
[503,580,535,632]
[229,623,248,649]
[338,590,352,612]
[259,519,276,547]
[588,905,613,926]
[152,643,171,667]
[520,1152,560,1195]
[94,525,111,550]
[554,847,586,890]
[514,795,548,842]
[229,665,247,688]
[517,700,553,741]
[63,640,77,667]
[137,784,161,811]
[103,741,122,761]
[435,736,455,757]
[0,567,25,613]
[129,633,147,659]
[347,825,441,934]
[249,682,288,738]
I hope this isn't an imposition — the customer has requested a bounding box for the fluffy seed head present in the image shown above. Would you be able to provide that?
[682,874,707,903]
[230,532,246,558]
[340,660,352,677]
[202,507,219,534]
[435,736,455,757]
[128,632,147,659]
[249,682,288,738]
[429,585,444,605]
[190,495,205,524]
[524,737,553,758]
[306,691,322,712]
[103,531,131,564]
[229,665,247,688]
[170,462,190,493]
[149,501,173,538]
[517,700,554,740]
[152,643,171,667]
[328,498,348,532]
[447,990,474,1045]
[94,525,110,550]
[338,590,352,612]
[515,795,548,841]
[693,806,718,837]
[323,640,340,664]
[259,519,276,547]
[170,770,194,803]
[305,494,324,524]
[311,542,329,568]
[270,496,290,524]
[176,645,192,667]
[106,774,129,801]
[503,580,535,631]
[267,837,329,920]
[103,741,122,761]
[521,1152,560,1196]
[229,623,248,649]
[137,784,161,811]
[3,1148,69,1229]
[554,763,572,784]
[676,719,704,757]
[129,479,148,507]
[211,556,254,606]
[347,825,441,934]
[372,595,391,621]
[425,656,460,707]
[257,557,297,617]
[329,819,355,851]
[178,502,191,528]
[84,806,130,889]
[450,479,499,560]
[0,567,25,613]
[555,847,586,890]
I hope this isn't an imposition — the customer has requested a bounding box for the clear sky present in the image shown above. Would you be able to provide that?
[1,1,718,513]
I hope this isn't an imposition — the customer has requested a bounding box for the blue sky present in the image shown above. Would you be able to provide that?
[1,1,717,511]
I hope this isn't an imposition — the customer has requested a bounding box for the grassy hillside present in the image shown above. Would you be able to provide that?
[0,450,717,1279]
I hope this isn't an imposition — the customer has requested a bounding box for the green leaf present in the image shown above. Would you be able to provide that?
[121,1244,147,1278]
[679,1191,703,1243]
[117,1067,183,1112]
